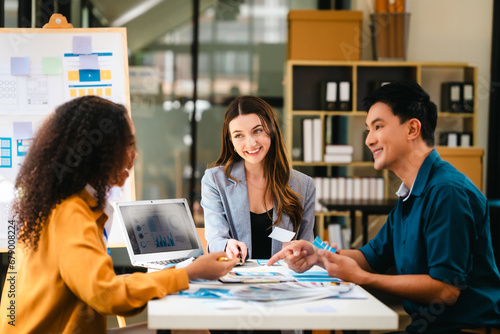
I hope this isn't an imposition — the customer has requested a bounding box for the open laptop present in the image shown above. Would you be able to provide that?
[115,198,204,270]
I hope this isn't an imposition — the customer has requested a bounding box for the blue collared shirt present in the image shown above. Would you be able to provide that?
[360,149,500,333]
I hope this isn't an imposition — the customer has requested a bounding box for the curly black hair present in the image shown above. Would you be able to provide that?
[14,96,135,251]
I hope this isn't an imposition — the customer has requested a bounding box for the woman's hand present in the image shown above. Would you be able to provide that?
[267,240,318,273]
[225,239,247,262]
[184,252,237,280]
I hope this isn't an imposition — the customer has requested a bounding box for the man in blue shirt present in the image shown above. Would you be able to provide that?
[268,81,500,333]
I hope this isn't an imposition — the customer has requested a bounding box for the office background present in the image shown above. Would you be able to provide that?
[2,0,496,219]
[1,0,499,329]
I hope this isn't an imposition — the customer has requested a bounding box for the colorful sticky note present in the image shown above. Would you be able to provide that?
[11,57,30,76]
[42,57,62,75]
[79,54,99,70]
[105,88,112,96]
[13,122,33,141]
[70,89,77,97]
[68,71,79,81]
[100,70,112,80]
[96,88,103,96]
[73,36,92,55]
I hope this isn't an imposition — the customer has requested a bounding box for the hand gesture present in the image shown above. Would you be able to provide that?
[317,249,365,283]
[267,240,318,273]
[184,252,237,280]
[225,239,247,262]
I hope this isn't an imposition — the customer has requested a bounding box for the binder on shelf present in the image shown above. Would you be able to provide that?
[302,119,313,162]
[329,115,344,144]
[337,177,346,200]
[312,118,322,162]
[361,178,370,200]
[320,81,338,111]
[328,223,344,250]
[369,178,377,200]
[338,81,352,111]
[353,178,362,200]
[439,132,459,147]
[376,178,385,200]
[325,115,333,145]
[346,178,354,200]
[447,133,458,147]
[322,177,331,202]
[462,82,474,113]
[460,132,472,147]
[439,131,473,147]
[314,177,324,211]
[441,82,462,113]
[330,178,338,200]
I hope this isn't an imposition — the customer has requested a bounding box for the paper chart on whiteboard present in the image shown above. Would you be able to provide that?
[62,51,118,102]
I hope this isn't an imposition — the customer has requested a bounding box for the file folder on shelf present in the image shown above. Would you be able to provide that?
[302,119,313,163]
[462,82,474,113]
[320,81,338,111]
[441,82,462,113]
[338,81,352,111]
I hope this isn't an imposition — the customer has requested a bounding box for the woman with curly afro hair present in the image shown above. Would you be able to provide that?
[0,96,235,334]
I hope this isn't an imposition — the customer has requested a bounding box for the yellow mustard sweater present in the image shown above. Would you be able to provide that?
[0,189,189,333]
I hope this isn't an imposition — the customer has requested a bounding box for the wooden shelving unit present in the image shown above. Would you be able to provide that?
[284,60,478,243]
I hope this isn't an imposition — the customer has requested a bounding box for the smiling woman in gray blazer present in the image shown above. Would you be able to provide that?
[201,96,315,260]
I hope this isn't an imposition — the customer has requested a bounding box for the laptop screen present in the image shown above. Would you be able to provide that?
[118,200,200,255]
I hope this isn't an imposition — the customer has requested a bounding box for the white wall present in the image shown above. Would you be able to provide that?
[353,0,493,189]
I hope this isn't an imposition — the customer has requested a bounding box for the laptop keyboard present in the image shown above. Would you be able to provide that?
[150,258,190,266]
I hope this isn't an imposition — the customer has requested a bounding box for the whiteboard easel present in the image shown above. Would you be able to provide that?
[0,15,134,248]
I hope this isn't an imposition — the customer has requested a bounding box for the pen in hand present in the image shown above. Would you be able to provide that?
[237,245,244,265]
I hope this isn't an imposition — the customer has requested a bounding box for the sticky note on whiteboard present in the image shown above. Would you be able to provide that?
[11,57,30,76]
[73,36,92,55]
[42,57,62,75]
[79,54,99,70]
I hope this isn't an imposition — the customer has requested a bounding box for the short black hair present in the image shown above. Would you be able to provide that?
[363,81,438,147]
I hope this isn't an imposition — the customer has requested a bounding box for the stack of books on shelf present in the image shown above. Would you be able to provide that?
[302,119,354,163]
[324,144,353,163]
[314,176,385,212]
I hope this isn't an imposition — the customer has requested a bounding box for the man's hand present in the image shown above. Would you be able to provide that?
[267,240,318,273]
[317,249,367,283]
[184,252,237,280]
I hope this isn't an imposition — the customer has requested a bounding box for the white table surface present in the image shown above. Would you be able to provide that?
[148,263,398,331]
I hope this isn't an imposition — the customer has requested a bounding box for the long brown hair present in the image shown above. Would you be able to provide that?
[14,96,135,251]
[212,96,303,232]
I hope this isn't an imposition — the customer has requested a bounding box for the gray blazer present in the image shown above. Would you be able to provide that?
[201,160,316,258]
